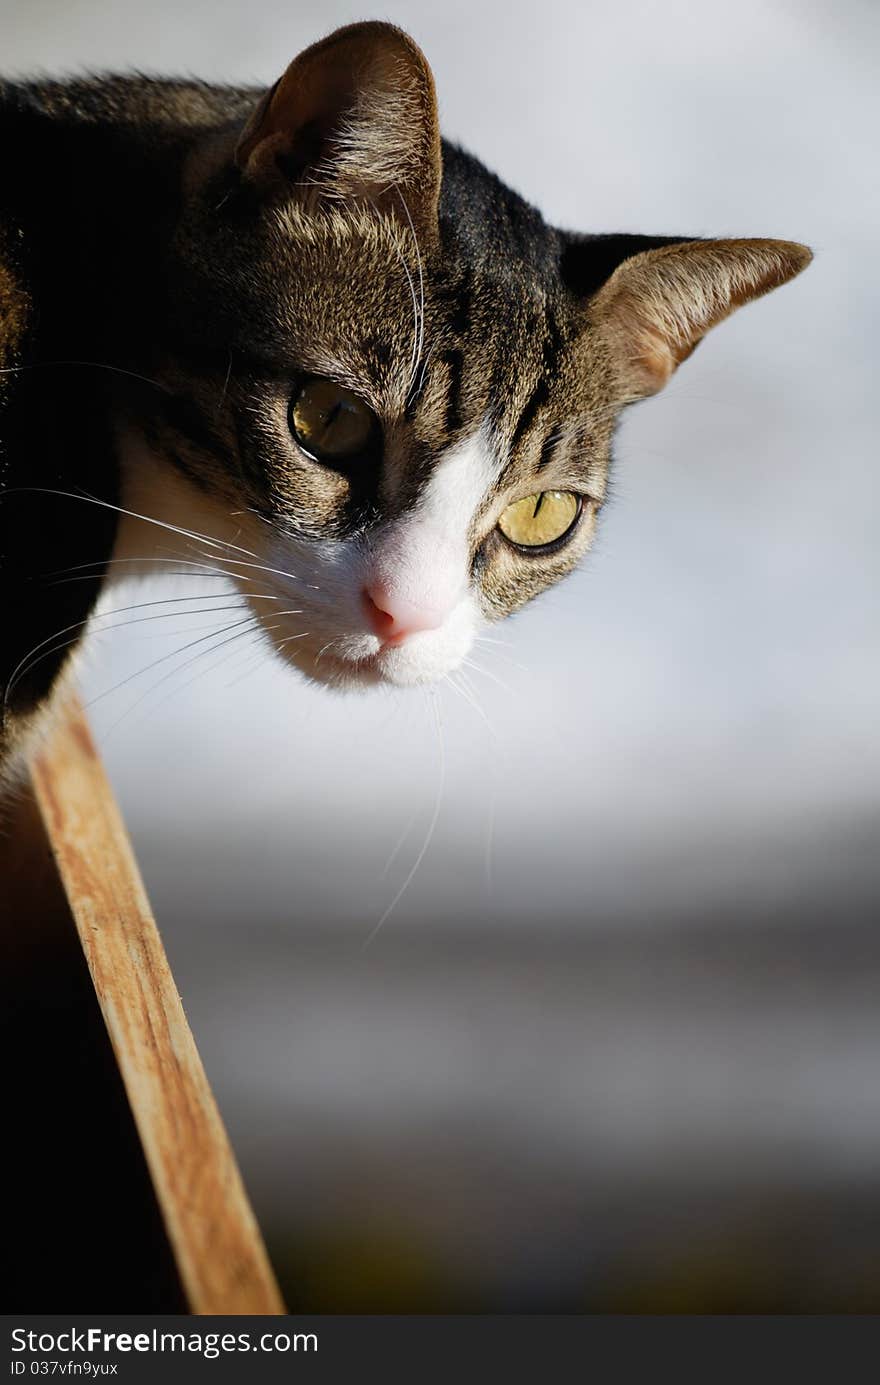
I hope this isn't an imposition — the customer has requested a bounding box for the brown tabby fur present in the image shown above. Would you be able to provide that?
[0,22,810,778]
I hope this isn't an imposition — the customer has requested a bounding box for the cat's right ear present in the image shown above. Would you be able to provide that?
[577,236,812,401]
[234,21,442,236]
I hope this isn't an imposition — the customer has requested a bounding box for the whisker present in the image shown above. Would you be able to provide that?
[409,339,437,407]
[363,691,445,948]
[446,670,493,736]
[215,350,233,418]
[462,657,515,697]
[474,634,515,650]
[3,595,257,708]
[473,638,528,673]
[315,638,340,663]
[5,606,246,711]
[395,187,426,398]
[223,637,282,689]
[231,506,272,528]
[188,544,312,589]
[46,554,225,576]
[2,486,264,561]
[380,804,419,882]
[386,197,421,395]
[96,621,268,742]
[41,554,240,582]
[81,615,256,712]
[46,570,236,589]
[448,672,502,900]
[0,359,172,393]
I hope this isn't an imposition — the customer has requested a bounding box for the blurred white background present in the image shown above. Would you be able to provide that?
[5,0,879,1307]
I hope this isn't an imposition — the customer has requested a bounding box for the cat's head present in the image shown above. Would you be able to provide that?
[137,20,811,691]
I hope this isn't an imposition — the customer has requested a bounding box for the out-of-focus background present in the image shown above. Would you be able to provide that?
[5,0,879,1310]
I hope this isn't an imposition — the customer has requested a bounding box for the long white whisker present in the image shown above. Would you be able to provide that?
[130,631,267,725]
[96,621,268,742]
[215,350,233,418]
[449,672,500,899]
[462,657,514,697]
[0,359,172,393]
[363,691,445,948]
[3,595,258,708]
[46,570,234,589]
[315,638,339,663]
[473,642,529,673]
[81,615,256,712]
[380,804,419,882]
[410,340,437,405]
[2,486,263,561]
[388,225,420,391]
[189,544,312,589]
[474,634,515,650]
[446,670,494,737]
[395,187,426,398]
[224,634,285,689]
[42,555,244,583]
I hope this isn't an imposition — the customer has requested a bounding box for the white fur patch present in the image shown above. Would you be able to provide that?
[115,422,498,692]
[369,425,500,613]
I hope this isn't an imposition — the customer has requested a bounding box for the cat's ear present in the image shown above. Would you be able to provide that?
[584,238,812,400]
[234,21,441,234]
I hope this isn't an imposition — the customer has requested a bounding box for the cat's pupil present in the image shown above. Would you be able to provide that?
[290,378,377,463]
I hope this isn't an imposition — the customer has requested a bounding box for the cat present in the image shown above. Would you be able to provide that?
[0,19,810,780]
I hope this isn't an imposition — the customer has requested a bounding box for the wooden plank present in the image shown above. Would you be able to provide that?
[27,694,286,1315]
[0,782,187,1310]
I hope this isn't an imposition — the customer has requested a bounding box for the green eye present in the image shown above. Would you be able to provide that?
[498,491,581,550]
[290,378,377,462]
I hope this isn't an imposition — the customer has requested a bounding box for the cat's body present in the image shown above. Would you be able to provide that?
[0,21,810,780]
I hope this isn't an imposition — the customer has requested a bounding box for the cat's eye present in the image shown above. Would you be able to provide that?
[497,491,581,551]
[290,378,378,463]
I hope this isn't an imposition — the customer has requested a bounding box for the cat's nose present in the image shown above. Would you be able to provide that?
[363,584,446,646]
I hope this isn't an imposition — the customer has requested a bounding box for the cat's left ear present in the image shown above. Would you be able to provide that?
[235,21,441,235]
[585,238,812,401]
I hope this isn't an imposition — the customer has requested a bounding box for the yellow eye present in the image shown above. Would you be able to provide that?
[290,378,377,462]
[497,491,581,550]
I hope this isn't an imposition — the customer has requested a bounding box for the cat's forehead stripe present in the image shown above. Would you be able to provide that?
[439,348,466,438]
[535,430,560,474]
[509,306,566,452]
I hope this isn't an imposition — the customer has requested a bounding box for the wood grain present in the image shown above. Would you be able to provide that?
[27,695,285,1315]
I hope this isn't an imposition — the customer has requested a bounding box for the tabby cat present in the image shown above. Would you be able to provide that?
[0,20,810,778]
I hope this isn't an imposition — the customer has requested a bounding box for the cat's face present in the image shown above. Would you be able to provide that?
[127,21,810,692]
[150,195,613,692]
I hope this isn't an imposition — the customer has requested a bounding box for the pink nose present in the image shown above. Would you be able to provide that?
[363,583,446,646]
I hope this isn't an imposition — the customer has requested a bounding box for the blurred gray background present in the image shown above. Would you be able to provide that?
[5,0,879,1308]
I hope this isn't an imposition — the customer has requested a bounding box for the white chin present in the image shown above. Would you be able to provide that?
[310,647,461,691]
[275,631,472,692]
[262,600,478,692]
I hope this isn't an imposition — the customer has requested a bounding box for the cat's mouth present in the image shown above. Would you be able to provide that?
[309,636,468,691]
[257,607,478,692]
[312,647,390,689]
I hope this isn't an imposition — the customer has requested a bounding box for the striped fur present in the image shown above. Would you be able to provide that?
[0,22,810,764]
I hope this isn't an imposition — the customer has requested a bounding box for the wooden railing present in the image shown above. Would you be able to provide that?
[6,693,285,1314]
